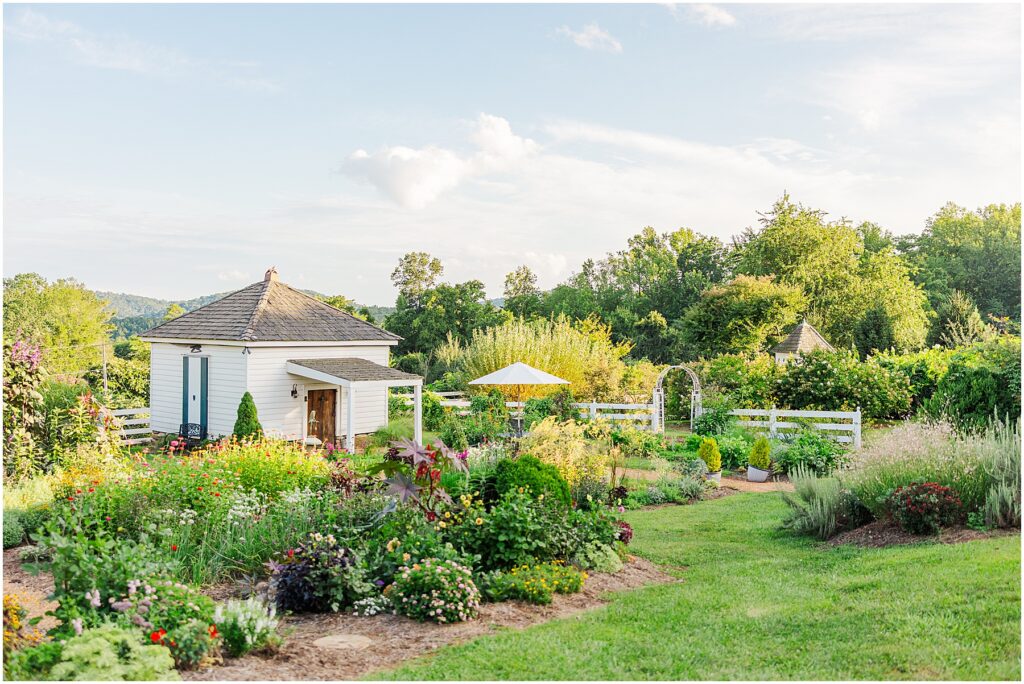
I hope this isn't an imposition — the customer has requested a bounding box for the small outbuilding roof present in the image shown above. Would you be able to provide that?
[771,319,835,355]
[286,358,422,386]
[141,268,400,343]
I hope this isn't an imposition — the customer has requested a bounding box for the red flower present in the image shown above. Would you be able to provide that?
[214,492,221,497]
[171,544,178,551]
[150,629,167,643]
[208,625,219,639]
[197,486,203,491]
[88,487,94,493]
[287,549,295,558]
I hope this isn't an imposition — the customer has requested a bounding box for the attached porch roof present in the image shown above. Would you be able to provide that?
[286,357,422,387]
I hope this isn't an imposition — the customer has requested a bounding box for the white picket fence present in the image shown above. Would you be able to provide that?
[110,407,153,446]
[729,407,862,448]
[393,394,656,429]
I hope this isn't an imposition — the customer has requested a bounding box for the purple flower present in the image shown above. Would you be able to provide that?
[374,579,386,587]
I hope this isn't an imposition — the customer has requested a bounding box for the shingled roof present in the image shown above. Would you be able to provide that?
[770,319,835,355]
[141,268,400,343]
[287,357,421,383]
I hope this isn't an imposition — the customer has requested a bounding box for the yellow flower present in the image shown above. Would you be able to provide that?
[444,511,451,519]
[439,521,447,529]
[475,517,483,526]
[538,494,544,501]
[403,553,411,562]
[518,487,524,494]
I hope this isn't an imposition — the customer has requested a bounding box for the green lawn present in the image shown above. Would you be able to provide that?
[376,493,1021,680]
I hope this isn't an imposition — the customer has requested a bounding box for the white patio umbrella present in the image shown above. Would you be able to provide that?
[468,361,569,408]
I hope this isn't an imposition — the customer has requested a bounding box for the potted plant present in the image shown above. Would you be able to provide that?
[747,436,772,483]
[698,437,722,483]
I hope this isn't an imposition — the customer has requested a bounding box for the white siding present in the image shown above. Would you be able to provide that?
[149,343,247,437]
[245,345,392,439]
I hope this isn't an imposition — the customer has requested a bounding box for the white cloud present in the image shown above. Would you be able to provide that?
[556,23,623,53]
[5,8,279,92]
[343,114,540,208]
[663,3,736,27]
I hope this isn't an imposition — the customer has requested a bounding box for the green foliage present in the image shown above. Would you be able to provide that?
[610,424,663,459]
[874,347,952,408]
[438,415,469,451]
[979,420,1021,529]
[781,466,870,540]
[4,510,25,549]
[213,597,280,658]
[691,401,735,436]
[690,354,779,410]
[421,391,446,431]
[6,623,179,681]
[523,388,579,428]
[570,477,610,511]
[492,455,571,509]
[854,305,895,357]
[232,392,262,440]
[571,541,623,573]
[697,437,722,473]
[930,290,994,348]
[675,275,806,358]
[87,356,150,408]
[388,559,481,623]
[386,278,508,356]
[714,430,755,470]
[925,337,1021,433]
[901,202,1021,320]
[3,273,113,376]
[748,436,771,470]
[775,349,912,420]
[394,352,428,377]
[774,431,847,476]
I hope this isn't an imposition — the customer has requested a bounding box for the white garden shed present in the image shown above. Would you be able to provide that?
[140,268,423,452]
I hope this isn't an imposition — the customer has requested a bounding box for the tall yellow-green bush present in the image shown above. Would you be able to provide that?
[520,417,607,486]
[437,315,635,401]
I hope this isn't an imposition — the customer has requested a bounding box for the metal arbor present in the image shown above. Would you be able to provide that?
[651,365,702,433]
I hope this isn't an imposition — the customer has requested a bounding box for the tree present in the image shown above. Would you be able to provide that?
[673,275,806,359]
[386,280,509,355]
[390,252,443,305]
[317,294,369,320]
[854,305,896,357]
[233,391,262,439]
[2,273,113,377]
[503,265,542,318]
[162,304,185,321]
[900,202,1021,320]
[930,290,994,348]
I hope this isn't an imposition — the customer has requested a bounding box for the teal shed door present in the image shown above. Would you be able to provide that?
[182,356,209,428]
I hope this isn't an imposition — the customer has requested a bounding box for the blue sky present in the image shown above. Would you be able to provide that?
[4,2,1020,304]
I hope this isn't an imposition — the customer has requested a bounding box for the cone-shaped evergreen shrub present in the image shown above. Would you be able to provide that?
[698,437,722,473]
[749,436,772,470]
[233,391,263,440]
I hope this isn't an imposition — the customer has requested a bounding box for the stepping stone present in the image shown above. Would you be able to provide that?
[313,634,374,651]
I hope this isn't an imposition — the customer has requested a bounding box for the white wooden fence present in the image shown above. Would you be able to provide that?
[729,407,862,448]
[111,407,153,446]
[392,394,656,429]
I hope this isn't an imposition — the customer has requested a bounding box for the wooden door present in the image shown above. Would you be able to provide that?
[306,390,337,445]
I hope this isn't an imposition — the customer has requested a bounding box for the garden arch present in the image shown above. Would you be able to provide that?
[651,365,702,432]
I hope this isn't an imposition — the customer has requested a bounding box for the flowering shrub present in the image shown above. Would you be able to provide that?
[386,559,480,623]
[351,595,392,617]
[775,349,912,421]
[443,488,559,571]
[482,562,586,605]
[4,594,45,655]
[3,337,45,480]
[159,618,219,670]
[888,482,963,535]
[213,597,280,657]
[269,532,373,613]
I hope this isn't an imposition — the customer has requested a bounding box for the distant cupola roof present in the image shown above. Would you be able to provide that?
[141,271,399,343]
[770,319,835,355]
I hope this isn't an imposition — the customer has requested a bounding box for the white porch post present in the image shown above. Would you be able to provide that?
[347,385,356,454]
[413,383,423,445]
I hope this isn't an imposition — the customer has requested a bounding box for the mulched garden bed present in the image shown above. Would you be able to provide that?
[827,520,1018,548]
[183,556,676,681]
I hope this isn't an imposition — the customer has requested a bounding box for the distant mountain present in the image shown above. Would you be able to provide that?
[96,288,396,339]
